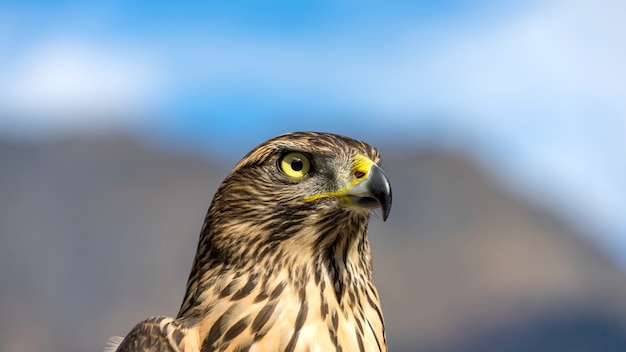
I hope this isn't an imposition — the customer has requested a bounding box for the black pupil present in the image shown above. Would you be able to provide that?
[291,158,304,171]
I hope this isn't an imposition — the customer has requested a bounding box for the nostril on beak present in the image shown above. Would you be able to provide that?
[354,171,366,179]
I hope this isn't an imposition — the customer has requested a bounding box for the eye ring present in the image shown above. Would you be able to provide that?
[279,152,311,179]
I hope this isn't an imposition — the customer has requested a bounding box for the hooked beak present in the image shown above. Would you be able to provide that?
[303,154,392,221]
[345,162,392,221]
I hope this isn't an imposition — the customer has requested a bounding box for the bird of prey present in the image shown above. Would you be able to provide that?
[105,132,392,352]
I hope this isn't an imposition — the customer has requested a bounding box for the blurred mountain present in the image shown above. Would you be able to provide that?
[1,135,626,352]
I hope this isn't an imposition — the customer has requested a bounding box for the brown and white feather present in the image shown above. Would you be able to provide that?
[107,132,389,352]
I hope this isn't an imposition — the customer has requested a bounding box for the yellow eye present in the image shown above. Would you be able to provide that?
[280,152,311,179]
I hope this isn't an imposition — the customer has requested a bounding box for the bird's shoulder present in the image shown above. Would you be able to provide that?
[106,316,200,352]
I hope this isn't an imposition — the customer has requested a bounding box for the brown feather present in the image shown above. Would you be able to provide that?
[107,132,389,352]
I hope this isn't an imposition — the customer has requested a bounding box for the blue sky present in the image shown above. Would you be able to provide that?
[1,0,625,265]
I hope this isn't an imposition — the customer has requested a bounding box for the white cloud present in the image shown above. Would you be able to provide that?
[0,36,165,133]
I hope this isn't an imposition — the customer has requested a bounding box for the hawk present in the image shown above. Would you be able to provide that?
[106,132,392,352]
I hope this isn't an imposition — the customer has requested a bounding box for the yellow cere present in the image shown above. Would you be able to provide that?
[302,153,375,204]
[351,154,375,186]
[280,152,311,179]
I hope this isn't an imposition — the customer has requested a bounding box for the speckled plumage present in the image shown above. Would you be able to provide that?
[106,132,392,352]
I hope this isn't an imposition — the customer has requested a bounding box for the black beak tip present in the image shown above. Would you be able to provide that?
[381,191,392,221]
[370,165,392,221]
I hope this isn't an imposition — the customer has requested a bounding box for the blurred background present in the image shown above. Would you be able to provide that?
[1,0,626,351]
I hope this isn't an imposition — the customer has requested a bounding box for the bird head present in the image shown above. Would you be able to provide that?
[198,132,392,267]
[176,132,391,347]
